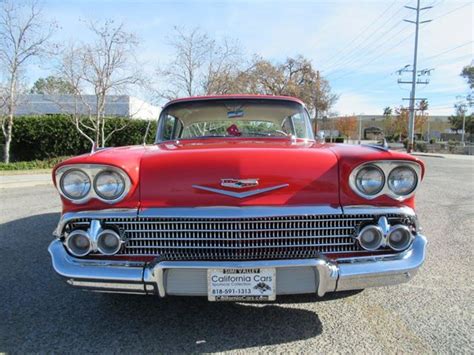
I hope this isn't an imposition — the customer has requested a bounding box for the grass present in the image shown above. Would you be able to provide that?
[0,156,70,171]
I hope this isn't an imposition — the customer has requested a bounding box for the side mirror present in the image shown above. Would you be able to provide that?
[315,131,325,143]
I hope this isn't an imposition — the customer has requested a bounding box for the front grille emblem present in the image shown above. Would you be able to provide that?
[221,178,259,189]
[193,178,288,199]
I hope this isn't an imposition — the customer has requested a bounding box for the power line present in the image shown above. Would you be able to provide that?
[320,1,407,72]
[325,22,411,77]
[431,1,472,21]
[330,31,414,82]
[421,41,473,62]
[319,0,399,66]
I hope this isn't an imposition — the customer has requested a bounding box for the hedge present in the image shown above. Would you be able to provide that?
[325,137,345,143]
[0,115,157,162]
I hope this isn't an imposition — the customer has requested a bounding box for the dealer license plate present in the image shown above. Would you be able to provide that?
[207,268,276,301]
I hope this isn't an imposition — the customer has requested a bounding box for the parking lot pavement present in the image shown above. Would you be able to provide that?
[0,173,52,189]
[0,156,473,353]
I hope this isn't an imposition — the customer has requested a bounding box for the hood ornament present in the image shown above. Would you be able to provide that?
[193,179,288,199]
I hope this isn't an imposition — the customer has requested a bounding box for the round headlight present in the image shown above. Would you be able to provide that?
[387,225,413,251]
[94,170,126,200]
[65,230,91,257]
[355,166,385,196]
[388,166,417,196]
[60,169,91,200]
[97,229,122,255]
[357,225,384,251]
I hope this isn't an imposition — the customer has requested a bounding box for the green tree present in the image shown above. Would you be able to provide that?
[417,99,429,115]
[30,76,75,95]
[448,103,473,135]
[383,107,392,116]
[461,65,474,89]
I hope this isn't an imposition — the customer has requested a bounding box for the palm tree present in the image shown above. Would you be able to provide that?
[383,106,392,117]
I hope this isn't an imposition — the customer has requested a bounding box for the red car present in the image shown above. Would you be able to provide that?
[49,95,426,301]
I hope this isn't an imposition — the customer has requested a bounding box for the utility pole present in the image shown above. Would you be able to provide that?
[358,115,362,144]
[314,70,321,134]
[403,0,432,153]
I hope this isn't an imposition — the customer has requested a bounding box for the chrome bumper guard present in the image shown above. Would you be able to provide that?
[48,234,427,297]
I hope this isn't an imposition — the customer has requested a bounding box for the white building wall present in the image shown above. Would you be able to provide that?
[13,94,159,120]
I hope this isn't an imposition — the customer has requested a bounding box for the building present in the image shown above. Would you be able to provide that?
[318,114,451,139]
[13,95,161,120]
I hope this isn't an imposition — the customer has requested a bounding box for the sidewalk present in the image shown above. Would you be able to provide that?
[0,173,52,189]
[411,152,474,160]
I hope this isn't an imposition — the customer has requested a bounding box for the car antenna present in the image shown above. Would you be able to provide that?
[143,120,152,146]
[90,142,97,154]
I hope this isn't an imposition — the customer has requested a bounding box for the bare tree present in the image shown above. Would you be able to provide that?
[157,27,242,99]
[231,55,338,116]
[0,0,54,163]
[57,20,143,147]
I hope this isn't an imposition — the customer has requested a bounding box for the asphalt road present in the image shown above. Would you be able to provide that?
[1,156,473,353]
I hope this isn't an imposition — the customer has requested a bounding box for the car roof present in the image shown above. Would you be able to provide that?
[164,94,305,108]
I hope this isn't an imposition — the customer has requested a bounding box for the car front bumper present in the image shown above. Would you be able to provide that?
[48,234,427,297]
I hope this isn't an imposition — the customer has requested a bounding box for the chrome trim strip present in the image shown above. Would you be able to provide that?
[342,205,416,216]
[139,205,343,218]
[192,184,289,199]
[348,160,422,201]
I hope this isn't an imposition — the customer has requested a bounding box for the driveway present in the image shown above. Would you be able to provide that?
[0,156,472,353]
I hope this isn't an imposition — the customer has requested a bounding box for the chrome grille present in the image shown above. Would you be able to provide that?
[67,213,412,260]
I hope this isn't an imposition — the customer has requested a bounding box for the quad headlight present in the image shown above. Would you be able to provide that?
[350,161,421,200]
[60,169,91,200]
[354,165,385,196]
[388,166,418,196]
[94,170,125,200]
[56,165,131,204]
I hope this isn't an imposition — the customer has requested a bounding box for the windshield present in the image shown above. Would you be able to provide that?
[156,99,313,141]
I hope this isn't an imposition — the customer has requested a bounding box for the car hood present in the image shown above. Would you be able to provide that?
[139,139,340,207]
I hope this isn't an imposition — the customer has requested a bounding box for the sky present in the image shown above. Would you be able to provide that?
[30,0,473,116]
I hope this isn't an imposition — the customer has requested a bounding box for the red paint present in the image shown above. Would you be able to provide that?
[139,138,339,208]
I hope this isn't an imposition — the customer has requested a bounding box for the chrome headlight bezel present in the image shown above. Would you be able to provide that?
[55,164,132,204]
[354,165,385,196]
[93,170,126,201]
[59,168,91,200]
[387,166,418,196]
[349,160,422,201]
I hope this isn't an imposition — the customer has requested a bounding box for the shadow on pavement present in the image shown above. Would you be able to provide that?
[0,213,356,352]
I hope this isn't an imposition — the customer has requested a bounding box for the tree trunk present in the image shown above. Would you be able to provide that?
[3,117,13,163]
[4,74,16,163]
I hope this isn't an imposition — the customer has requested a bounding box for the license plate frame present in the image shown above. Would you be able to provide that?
[207,268,276,301]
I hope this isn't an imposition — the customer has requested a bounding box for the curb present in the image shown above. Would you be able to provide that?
[411,153,445,159]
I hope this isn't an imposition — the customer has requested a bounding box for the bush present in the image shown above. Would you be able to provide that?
[325,137,345,143]
[415,142,427,152]
[0,115,157,162]
[429,138,436,144]
[0,156,70,170]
